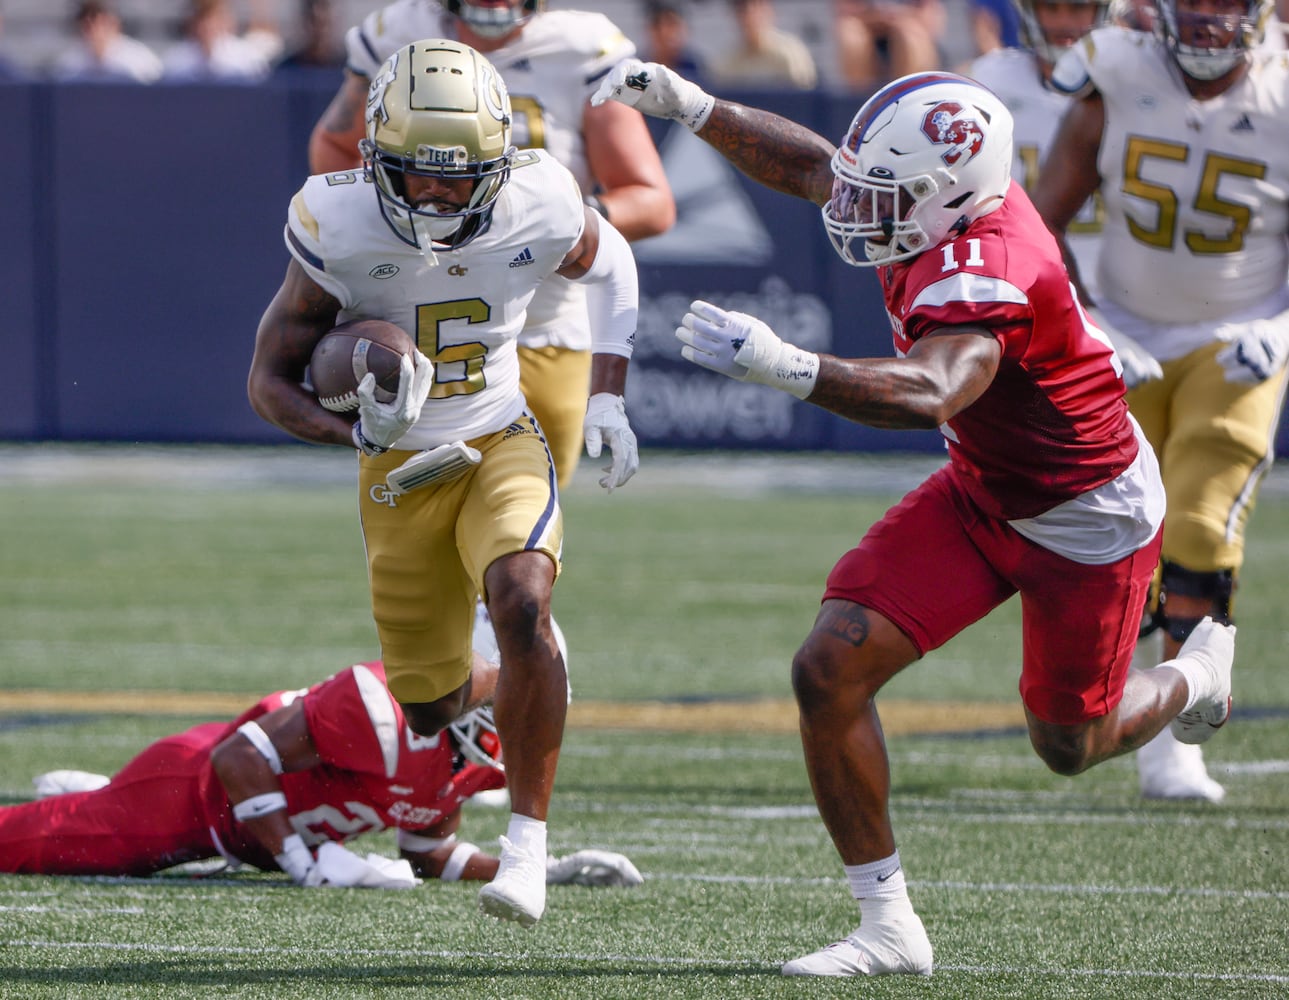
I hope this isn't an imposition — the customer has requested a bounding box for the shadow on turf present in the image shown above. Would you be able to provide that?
[0,960,775,987]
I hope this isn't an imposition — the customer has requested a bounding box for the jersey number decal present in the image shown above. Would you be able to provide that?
[508,95,547,151]
[1122,137,1266,254]
[417,299,491,399]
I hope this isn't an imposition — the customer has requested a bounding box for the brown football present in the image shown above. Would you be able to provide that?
[309,319,415,412]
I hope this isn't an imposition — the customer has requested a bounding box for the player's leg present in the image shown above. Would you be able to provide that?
[357,451,478,735]
[0,733,217,875]
[1134,345,1285,796]
[1014,524,1234,774]
[517,344,592,491]
[458,415,565,926]
[783,468,1014,977]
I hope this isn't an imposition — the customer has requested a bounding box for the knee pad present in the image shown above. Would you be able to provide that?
[1155,561,1235,642]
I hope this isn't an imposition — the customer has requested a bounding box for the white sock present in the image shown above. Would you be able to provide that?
[506,814,547,857]
[845,851,913,925]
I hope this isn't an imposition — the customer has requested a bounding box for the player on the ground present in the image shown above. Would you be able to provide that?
[309,0,673,489]
[1032,0,1289,803]
[0,642,641,890]
[248,38,639,927]
[592,63,1236,977]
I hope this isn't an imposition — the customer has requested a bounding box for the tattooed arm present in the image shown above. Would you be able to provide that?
[696,101,837,207]
[247,259,353,446]
[308,71,370,175]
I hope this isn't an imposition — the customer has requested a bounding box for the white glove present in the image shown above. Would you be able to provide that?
[583,392,639,492]
[353,349,434,454]
[545,849,644,888]
[1087,308,1162,389]
[677,300,819,400]
[1215,318,1289,383]
[589,58,715,133]
[32,770,110,798]
[313,842,421,889]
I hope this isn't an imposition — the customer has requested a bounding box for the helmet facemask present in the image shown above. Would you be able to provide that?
[446,0,543,39]
[448,706,504,771]
[1013,0,1112,66]
[1157,0,1271,80]
[362,40,515,252]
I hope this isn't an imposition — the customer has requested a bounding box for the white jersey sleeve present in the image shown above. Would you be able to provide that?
[1058,28,1289,355]
[283,153,585,448]
[968,47,1102,299]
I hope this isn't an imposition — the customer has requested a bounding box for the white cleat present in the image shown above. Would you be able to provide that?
[781,914,933,977]
[478,836,546,927]
[1137,728,1225,803]
[1169,618,1235,745]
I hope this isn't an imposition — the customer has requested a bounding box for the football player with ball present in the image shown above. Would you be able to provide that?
[248,38,639,927]
[592,64,1236,977]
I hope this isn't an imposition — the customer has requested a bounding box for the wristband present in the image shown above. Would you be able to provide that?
[439,841,480,882]
[397,830,456,853]
[274,832,315,885]
[352,420,388,456]
[232,791,288,821]
[236,721,284,774]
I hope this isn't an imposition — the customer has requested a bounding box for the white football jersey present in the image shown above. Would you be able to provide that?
[1054,29,1289,357]
[285,150,585,449]
[345,1,636,351]
[968,47,1102,298]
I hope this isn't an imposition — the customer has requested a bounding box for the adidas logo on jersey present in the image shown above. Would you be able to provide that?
[1231,113,1254,132]
[509,247,535,268]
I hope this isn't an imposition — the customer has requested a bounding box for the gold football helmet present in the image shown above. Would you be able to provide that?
[360,39,514,250]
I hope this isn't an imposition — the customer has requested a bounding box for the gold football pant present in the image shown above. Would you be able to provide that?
[518,344,592,491]
[357,415,563,705]
[1127,340,1288,586]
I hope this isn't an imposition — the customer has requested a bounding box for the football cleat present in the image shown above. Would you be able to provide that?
[1137,728,1225,803]
[479,836,547,926]
[781,913,933,977]
[1169,618,1235,745]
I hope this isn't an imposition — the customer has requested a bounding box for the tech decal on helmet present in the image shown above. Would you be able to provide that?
[446,0,544,39]
[361,38,514,251]
[823,72,1014,268]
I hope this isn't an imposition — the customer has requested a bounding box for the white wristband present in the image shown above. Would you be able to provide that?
[236,721,284,774]
[232,791,288,821]
[397,830,456,854]
[439,841,480,882]
[274,832,315,885]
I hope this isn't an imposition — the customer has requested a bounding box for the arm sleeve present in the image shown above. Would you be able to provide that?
[576,216,638,359]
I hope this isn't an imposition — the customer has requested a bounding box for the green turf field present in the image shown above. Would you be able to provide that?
[0,445,1286,999]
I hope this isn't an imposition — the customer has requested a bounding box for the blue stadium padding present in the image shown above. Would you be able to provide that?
[0,84,41,438]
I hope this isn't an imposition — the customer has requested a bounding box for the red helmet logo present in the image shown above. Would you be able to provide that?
[920,102,984,166]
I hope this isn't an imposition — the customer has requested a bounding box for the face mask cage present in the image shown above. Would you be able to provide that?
[1160,0,1264,79]
[1014,0,1112,64]
[362,140,512,250]
[448,706,504,771]
[450,0,538,38]
[822,167,940,267]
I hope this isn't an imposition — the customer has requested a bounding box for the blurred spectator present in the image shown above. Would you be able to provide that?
[52,2,163,83]
[642,0,708,84]
[968,0,1022,54]
[835,0,945,92]
[162,0,283,82]
[273,0,344,77]
[711,0,818,90]
[0,11,29,81]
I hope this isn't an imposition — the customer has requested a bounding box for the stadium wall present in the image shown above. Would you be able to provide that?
[2,78,1284,459]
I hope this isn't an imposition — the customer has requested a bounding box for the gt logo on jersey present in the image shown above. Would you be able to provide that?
[921,102,984,167]
[369,484,398,507]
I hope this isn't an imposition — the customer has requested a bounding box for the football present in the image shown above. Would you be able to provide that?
[309,319,415,413]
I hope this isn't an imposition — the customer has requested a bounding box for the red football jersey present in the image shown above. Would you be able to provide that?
[878,182,1138,520]
[204,662,504,869]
